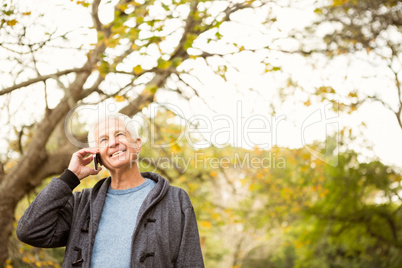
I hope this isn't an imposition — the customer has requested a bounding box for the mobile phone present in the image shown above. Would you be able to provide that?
[94,153,101,170]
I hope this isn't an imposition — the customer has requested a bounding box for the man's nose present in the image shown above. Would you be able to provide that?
[109,136,119,148]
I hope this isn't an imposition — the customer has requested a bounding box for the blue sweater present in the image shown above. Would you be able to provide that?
[91,179,156,267]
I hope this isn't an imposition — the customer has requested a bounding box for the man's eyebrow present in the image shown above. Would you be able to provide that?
[98,129,126,138]
[98,134,107,140]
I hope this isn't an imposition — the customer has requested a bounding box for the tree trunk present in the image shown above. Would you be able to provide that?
[0,193,17,264]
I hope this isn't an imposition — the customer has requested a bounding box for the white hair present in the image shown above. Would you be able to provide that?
[87,113,139,148]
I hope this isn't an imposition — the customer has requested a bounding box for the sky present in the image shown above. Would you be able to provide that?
[2,0,402,169]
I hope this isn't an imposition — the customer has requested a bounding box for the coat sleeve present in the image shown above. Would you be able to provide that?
[175,195,205,268]
[16,169,80,248]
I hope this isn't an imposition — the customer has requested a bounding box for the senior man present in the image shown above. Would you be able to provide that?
[17,113,204,267]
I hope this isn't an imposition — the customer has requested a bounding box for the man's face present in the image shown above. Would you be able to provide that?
[94,118,141,171]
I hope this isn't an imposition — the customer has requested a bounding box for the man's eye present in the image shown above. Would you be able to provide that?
[100,138,107,143]
[117,132,125,136]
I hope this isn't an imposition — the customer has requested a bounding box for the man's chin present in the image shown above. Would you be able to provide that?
[105,159,131,169]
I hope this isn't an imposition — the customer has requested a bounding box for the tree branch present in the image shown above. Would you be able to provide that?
[32,149,77,183]
[0,68,85,96]
[91,0,103,32]
[119,70,171,116]
[170,0,199,60]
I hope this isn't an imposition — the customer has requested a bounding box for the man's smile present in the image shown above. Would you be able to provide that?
[110,149,127,158]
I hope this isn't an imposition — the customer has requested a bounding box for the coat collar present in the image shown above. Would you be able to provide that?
[89,172,170,230]
[86,172,170,267]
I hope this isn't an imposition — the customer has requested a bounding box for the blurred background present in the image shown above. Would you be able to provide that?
[1,0,401,267]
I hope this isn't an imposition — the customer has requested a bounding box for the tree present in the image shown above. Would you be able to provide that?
[292,150,402,268]
[293,0,402,130]
[0,0,275,264]
[230,137,402,267]
[281,2,402,264]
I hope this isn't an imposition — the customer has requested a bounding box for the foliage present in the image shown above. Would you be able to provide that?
[292,151,402,268]
[295,0,402,129]
[6,110,402,267]
[1,0,402,267]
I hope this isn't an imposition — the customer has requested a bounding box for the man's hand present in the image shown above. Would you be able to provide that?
[68,148,102,180]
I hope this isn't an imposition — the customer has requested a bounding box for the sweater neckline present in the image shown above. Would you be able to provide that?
[107,178,151,195]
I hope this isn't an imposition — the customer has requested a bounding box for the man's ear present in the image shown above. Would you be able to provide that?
[136,138,142,152]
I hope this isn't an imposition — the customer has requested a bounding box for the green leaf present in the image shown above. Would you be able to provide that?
[98,32,105,41]
[184,34,197,50]
[145,84,158,93]
[172,57,183,67]
[161,3,170,11]
[157,58,172,69]
[314,8,322,15]
[3,10,14,16]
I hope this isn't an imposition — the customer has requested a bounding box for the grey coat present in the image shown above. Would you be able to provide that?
[17,169,204,268]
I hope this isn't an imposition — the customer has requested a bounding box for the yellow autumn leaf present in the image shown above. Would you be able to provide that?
[348,91,358,98]
[332,0,349,6]
[211,213,220,220]
[6,19,17,26]
[105,37,119,48]
[114,95,125,102]
[77,1,89,7]
[118,4,127,11]
[200,221,212,229]
[170,144,180,153]
[133,65,143,75]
